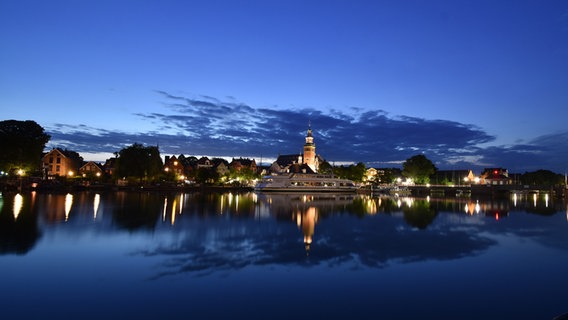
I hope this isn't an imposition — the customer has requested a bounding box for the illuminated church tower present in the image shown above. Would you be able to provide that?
[303,124,317,172]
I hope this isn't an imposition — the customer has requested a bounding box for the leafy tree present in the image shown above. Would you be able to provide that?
[334,162,367,182]
[521,170,563,186]
[402,154,437,184]
[318,161,333,174]
[380,168,402,184]
[196,167,219,184]
[115,143,163,182]
[0,120,50,173]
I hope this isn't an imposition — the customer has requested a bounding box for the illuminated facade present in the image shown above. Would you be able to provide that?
[79,161,103,178]
[270,124,322,174]
[41,148,82,178]
[303,125,318,172]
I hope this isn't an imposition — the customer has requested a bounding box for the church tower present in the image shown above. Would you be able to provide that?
[303,124,317,172]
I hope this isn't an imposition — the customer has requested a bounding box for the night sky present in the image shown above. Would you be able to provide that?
[1,1,567,173]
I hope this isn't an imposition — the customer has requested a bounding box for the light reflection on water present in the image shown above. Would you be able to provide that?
[0,191,567,319]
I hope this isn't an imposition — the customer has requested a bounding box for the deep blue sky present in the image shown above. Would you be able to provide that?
[1,0,567,173]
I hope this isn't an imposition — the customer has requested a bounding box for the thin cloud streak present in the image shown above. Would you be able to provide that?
[45,91,567,173]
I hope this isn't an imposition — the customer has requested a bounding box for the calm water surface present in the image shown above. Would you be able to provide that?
[1,191,567,319]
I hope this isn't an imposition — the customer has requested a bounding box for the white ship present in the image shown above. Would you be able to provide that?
[255,173,358,193]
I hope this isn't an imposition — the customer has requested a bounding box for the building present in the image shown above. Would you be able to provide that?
[211,158,230,176]
[42,148,83,178]
[230,158,257,173]
[103,157,117,176]
[196,157,213,169]
[164,155,184,176]
[270,125,322,174]
[79,161,104,178]
[303,125,318,172]
[481,168,511,185]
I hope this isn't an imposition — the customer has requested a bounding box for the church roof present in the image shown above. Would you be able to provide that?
[275,154,301,166]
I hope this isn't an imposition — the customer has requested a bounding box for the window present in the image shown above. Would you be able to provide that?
[49,157,53,163]
[56,157,61,164]
[56,165,60,172]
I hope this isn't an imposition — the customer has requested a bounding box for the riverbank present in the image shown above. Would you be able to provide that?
[0,179,254,194]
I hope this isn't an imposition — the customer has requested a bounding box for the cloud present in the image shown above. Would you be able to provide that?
[45,91,567,173]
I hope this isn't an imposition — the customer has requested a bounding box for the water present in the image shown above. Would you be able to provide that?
[0,191,567,319]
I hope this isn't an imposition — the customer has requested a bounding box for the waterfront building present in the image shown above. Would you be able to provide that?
[230,158,257,173]
[271,125,322,174]
[41,148,83,178]
[481,168,512,185]
[79,161,104,178]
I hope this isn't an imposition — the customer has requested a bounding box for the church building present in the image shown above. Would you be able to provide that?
[271,124,322,174]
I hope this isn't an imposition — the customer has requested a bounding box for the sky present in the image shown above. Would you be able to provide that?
[1,0,567,173]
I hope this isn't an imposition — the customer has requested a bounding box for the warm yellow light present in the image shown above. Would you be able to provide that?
[68,171,74,177]
[17,169,24,176]
[93,194,100,220]
[173,161,178,166]
[65,193,73,221]
[164,167,170,172]
[96,172,101,177]
[171,200,177,225]
[13,194,23,220]
[162,197,168,222]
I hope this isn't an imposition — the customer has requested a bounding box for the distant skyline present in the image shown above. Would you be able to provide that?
[1,1,567,173]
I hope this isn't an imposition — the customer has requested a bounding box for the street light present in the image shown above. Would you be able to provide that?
[17,169,24,191]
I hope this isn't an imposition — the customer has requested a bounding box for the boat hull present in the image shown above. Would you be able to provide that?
[255,174,358,193]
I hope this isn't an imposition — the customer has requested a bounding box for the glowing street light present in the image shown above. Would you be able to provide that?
[17,169,24,191]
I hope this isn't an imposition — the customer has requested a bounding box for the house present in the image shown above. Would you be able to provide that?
[271,154,303,174]
[164,155,184,176]
[230,158,257,173]
[481,168,512,185]
[196,157,213,169]
[41,148,83,178]
[79,161,104,178]
[103,157,117,176]
[211,158,230,176]
[364,168,378,184]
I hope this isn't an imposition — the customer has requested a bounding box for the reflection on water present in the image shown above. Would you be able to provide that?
[1,191,568,319]
[0,191,566,259]
[1,191,565,227]
[93,193,100,220]
[13,193,23,220]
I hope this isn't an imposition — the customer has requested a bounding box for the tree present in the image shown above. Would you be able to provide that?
[402,154,437,184]
[318,161,333,174]
[334,162,367,182]
[0,120,50,173]
[521,170,563,186]
[115,143,163,182]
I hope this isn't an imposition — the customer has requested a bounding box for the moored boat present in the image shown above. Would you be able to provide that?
[255,173,358,193]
